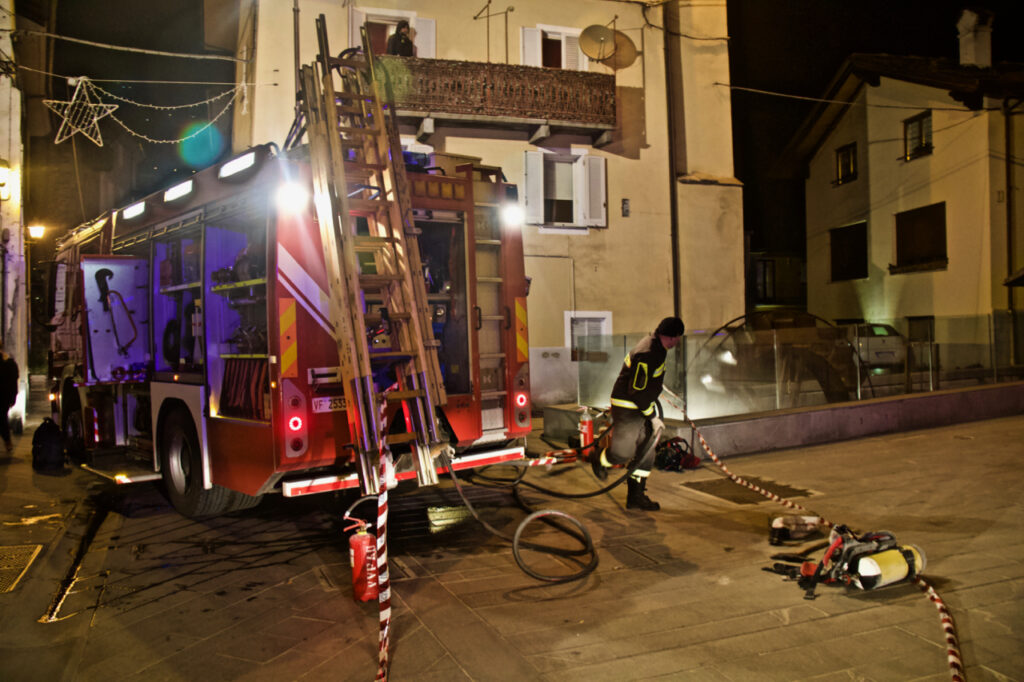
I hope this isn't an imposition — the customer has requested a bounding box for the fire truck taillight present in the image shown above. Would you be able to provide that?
[281,380,309,457]
[512,365,530,429]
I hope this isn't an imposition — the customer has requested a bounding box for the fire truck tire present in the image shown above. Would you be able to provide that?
[62,396,87,464]
[160,408,233,518]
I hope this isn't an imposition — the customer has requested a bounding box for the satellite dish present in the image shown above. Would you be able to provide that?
[579,25,616,61]
[600,30,639,70]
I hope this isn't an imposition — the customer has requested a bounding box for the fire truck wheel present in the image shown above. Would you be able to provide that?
[160,408,232,518]
[62,399,87,464]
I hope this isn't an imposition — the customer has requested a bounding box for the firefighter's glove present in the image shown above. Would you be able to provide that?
[650,417,665,434]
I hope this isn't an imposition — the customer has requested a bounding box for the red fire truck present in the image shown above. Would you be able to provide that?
[47,144,532,516]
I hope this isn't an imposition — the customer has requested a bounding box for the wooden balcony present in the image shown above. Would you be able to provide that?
[374,55,615,146]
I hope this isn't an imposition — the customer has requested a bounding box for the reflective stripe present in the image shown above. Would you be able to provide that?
[624,355,632,368]
[640,404,655,416]
[630,469,651,479]
[611,398,638,409]
[632,361,648,391]
[653,363,665,378]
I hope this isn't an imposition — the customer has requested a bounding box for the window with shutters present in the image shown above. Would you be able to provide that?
[565,311,612,362]
[521,25,588,71]
[523,150,606,229]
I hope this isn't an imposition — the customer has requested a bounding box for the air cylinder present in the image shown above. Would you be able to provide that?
[855,545,926,590]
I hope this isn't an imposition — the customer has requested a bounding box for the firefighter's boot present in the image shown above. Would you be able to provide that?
[626,476,660,511]
[591,447,609,481]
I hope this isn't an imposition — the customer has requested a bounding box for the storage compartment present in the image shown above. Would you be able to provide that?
[205,201,271,421]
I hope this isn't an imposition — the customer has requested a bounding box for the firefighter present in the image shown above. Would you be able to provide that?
[386,20,415,57]
[592,316,685,511]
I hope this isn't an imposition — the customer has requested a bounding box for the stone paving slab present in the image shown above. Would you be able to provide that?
[1,386,1023,681]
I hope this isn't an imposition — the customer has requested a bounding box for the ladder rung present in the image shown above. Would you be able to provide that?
[370,351,413,361]
[336,104,368,115]
[337,93,376,104]
[385,432,418,446]
[353,236,399,250]
[481,315,504,321]
[339,126,379,136]
[478,277,503,283]
[349,198,392,213]
[480,390,509,399]
[384,390,425,402]
[343,162,386,176]
[359,273,403,289]
[480,353,505,360]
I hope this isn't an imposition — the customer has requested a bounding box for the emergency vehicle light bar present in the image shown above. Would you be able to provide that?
[219,150,257,179]
[122,201,146,220]
[164,179,194,202]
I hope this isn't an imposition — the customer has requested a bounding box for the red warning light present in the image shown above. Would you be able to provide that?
[288,416,304,432]
[514,392,528,408]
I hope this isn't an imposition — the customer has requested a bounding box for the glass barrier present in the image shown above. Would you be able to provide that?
[575,312,1024,420]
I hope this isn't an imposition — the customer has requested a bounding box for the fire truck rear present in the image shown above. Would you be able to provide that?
[47,145,531,517]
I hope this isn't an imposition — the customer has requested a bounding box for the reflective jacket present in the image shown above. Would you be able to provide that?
[610,333,665,417]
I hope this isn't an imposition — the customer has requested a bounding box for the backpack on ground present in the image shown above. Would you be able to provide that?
[32,417,65,472]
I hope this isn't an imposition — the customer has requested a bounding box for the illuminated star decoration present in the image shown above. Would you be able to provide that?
[43,77,118,147]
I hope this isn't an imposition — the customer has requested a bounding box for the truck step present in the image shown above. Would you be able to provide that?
[81,448,160,485]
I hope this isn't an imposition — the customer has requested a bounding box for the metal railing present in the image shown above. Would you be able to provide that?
[375,55,616,125]
[574,313,1024,420]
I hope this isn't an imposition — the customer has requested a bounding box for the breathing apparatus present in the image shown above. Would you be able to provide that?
[767,525,926,600]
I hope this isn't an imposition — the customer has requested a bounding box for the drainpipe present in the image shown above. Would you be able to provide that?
[662,2,682,319]
[1005,98,1019,363]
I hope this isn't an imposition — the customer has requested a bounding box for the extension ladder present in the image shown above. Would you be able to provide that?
[290,16,447,494]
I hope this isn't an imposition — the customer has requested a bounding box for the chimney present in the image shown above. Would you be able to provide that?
[957,8,993,68]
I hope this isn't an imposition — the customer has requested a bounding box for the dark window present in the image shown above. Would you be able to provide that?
[903,111,933,160]
[542,32,562,68]
[754,259,775,300]
[364,21,392,55]
[542,156,574,223]
[830,221,868,281]
[834,143,857,185]
[891,202,947,273]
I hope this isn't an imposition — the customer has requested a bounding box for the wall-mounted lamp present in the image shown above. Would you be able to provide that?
[0,159,10,201]
[27,224,46,240]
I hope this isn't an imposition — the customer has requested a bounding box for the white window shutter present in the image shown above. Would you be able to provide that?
[349,8,366,50]
[524,151,544,225]
[521,27,542,67]
[575,155,606,227]
[563,34,588,71]
[412,17,435,58]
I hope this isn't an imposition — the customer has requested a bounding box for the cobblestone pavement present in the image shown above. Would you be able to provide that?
[0,385,1021,681]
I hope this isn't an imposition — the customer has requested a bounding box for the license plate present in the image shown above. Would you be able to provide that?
[312,396,347,413]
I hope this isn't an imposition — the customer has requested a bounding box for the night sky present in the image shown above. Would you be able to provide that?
[50,0,234,196]
[727,0,1024,255]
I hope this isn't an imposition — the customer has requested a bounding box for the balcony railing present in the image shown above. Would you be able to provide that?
[374,56,615,130]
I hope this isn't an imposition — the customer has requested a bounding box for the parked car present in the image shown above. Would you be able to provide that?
[848,323,906,370]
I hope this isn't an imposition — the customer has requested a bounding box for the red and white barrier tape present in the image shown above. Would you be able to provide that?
[683,411,836,528]
[375,456,391,681]
[916,577,966,681]
[661,392,964,682]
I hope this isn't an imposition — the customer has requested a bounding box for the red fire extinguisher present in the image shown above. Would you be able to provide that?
[346,518,379,602]
[578,406,594,460]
